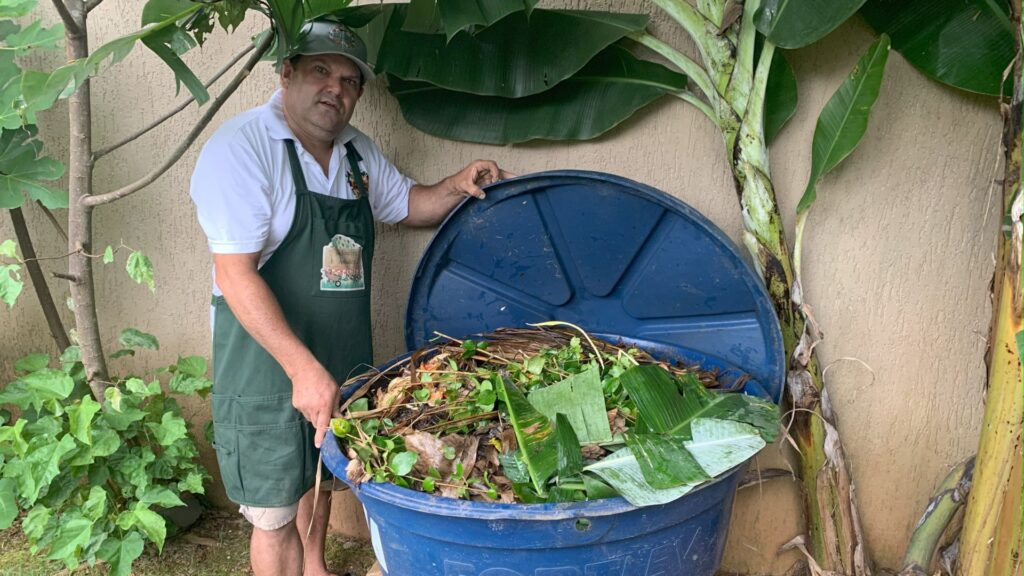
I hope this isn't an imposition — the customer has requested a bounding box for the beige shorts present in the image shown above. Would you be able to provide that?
[238,479,345,531]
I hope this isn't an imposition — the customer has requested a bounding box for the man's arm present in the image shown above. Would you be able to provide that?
[214,252,339,447]
[402,159,509,227]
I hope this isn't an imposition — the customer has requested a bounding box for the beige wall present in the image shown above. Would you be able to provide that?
[0,1,1000,573]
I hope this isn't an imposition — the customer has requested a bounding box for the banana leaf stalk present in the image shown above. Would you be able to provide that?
[956,6,1023,571]
[899,458,974,576]
[643,0,869,572]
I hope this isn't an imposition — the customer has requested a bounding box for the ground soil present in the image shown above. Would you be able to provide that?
[0,511,377,576]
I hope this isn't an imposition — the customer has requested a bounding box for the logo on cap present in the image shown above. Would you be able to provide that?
[327,24,357,50]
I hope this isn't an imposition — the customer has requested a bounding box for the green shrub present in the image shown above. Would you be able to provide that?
[0,337,212,575]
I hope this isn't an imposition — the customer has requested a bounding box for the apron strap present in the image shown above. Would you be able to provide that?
[344,141,369,198]
[284,139,310,193]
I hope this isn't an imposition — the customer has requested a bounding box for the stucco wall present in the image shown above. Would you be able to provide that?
[0,1,1000,573]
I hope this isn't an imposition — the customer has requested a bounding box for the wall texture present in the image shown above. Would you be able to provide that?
[0,1,1001,573]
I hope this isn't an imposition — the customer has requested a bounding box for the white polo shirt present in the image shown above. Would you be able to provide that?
[190,90,414,295]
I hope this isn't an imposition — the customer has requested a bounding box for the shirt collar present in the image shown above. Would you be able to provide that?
[262,89,357,148]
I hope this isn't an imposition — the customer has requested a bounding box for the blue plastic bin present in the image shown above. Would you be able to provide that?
[322,171,784,576]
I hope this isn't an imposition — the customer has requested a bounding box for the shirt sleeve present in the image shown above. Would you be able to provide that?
[357,134,414,225]
[190,130,273,255]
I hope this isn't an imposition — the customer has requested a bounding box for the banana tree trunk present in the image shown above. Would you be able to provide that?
[956,5,1022,570]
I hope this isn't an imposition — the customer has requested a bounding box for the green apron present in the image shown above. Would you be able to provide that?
[211,139,374,507]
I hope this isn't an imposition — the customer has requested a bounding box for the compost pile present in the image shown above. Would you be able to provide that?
[331,326,779,507]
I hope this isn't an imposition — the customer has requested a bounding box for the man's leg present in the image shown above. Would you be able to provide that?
[297,486,335,576]
[247,510,303,576]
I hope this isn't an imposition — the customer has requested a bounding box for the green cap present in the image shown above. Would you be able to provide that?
[283,19,375,82]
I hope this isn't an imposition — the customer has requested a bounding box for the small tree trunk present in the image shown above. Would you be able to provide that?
[8,206,70,351]
[64,0,108,400]
[956,6,1023,571]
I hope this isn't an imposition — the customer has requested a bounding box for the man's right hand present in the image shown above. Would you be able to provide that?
[289,360,342,448]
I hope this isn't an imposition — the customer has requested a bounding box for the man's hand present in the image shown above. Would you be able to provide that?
[404,159,514,227]
[444,159,514,200]
[289,360,342,448]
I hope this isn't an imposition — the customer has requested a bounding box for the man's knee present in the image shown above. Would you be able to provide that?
[240,503,300,531]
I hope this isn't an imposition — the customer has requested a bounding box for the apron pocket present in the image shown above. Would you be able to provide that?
[312,220,371,298]
[237,421,314,507]
[212,392,300,428]
[212,424,245,504]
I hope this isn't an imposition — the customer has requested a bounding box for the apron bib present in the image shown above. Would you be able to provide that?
[211,139,374,507]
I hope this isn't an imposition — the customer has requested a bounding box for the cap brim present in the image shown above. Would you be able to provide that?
[296,51,376,82]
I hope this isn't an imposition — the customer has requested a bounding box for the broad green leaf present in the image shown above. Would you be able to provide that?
[110,349,135,360]
[81,485,107,520]
[147,412,187,446]
[389,44,686,144]
[0,477,16,529]
[169,373,212,396]
[797,35,890,214]
[119,328,159,350]
[581,473,617,500]
[403,0,442,34]
[618,365,695,433]
[97,532,145,576]
[528,364,612,443]
[755,0,867,49]
[684,418,766,477]
[0,0,37,18]
[175,355,206,377]
[22,502,50,541]
[20,433,75,503]
[126,503,167,551]
[126,251,155,291]
[20,368,75,409]
[103,405,147,431]
[142,31,209,104]
[497,450,530,484]
[267,0,305,59]
[45,513,92,567]
[0,263,18,306]
[625,432,709,489]
[20,66,78,125]
[102,246,114,263]
[389,451,418,476]
[141,0,194,25]
[495,376,557,493]
[177,471,205,494]
[14,352,49,373]
[0,238,16,257]
[764,49,798,143]
[139,486,185,508]
[583,448,695,507]
[554,413,582,479]
[3,20,62,52]
[861,0,1014,97]
[0,418,28,455]
[436,0,539,40]
[0,126,66,209]
[671,391,781,443]
[380,7,649,97]
[68,396,101,445]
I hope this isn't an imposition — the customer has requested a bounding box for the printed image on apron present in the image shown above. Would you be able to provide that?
[320,234,364,291]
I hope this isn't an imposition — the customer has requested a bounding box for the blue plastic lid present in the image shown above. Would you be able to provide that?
[405,171,785,402]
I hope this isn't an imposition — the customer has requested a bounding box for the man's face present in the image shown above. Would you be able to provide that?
[280,54,364,143]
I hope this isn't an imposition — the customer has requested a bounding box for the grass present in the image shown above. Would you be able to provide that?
[0,512,378,576]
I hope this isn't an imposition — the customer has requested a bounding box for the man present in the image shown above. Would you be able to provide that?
[189,18,507,576]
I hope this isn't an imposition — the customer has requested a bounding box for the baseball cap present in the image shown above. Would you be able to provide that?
[282,19,375,82]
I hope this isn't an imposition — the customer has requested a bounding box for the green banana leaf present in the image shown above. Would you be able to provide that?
[528,364,612,443]
[404,0,539,41]
[496,376,557,494]
[402,0,443,34]
[861,0,1015,97]
[554,413,583,479]
[684,418,766,477]
[617,365,698,433]
[798,34,890,213]
[764,50,798,144]
[755,0,868,49]
[378,6,649,97]
[583,447,695,507]
[624,432,709,489]
[388,44,685,144]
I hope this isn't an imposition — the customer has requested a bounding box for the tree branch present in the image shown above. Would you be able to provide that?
[93,43,257,160]
[50,0,81,36]
[84,33,273,208]
[35,200,68,242]
[84,0,103,13]
[9,206,71,352]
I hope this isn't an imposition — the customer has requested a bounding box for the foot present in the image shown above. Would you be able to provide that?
[303,561,339,576]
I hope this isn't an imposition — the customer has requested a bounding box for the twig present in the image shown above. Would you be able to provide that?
[34,200,67,241]
[50,0,80,36]
[84,0,103,13]
[93,43,257,160]
[52,271,80,282]
[9,206,71,351]
[83,32,274,207]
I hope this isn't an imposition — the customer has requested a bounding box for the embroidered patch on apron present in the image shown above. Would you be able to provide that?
[320,234,365,291]
[347,158,370,199]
